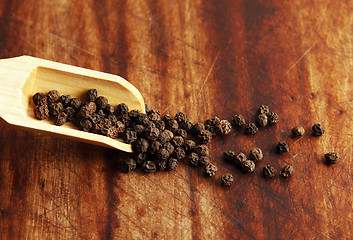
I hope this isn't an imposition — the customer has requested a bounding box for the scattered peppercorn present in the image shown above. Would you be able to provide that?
[135,152,147,166]
[276,141,289,154]
[197,129,212,144]
[199,156,210,166]
[188,153,199,167]
[194,145,209,156]
[216,120,232,135]
[162,114,173,123]
[183,140,196,152]
[148,109,161,121]
[180,119,194,132]
[124,158,137,173]
[145,126,160,141]
[263,165,275,178]
[70,98,81,110]
[256,114,268,127]
[167,158,178,171]
[233,115,246,127]
[249,147,263,162]
[122,130,137,144]
[49,102,64,117]
[223,150,235,163]
[292,126,305,137]
[80,119,92,132]
[175,112,186,124]
[156,160,167,171]
[312,123,324,136]
[105,104,115,115]
[79,102,97,118]
[204,117,220,135]
[234,152,247,166]
[64,107,76,122]
[204,163,217,177]
[163,142,175,155]
[149,140,162,155]
[173,147,186,160]
[245,123,258,135]
[142,161,157,173]
[324,152,340,164]
[221,174,233,186]
[154,120,165,131]
[242,160,255,173]
[280,165,294,178]
[192,123,205,135]
[171,136,184,147]
[159,130,174,143]
[175,129,187,139]
[267,112,278,124]
[156,148,170,161]
[258,105,270,115]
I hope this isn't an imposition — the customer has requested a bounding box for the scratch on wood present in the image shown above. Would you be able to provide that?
[286,40,319,74]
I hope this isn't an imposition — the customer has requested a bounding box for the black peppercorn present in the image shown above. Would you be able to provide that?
[280,165,294,178]
[173,147,186,160]
[59,94,71,107]
[187,153,199,166]
[105,104,115,115]
[154,120,165,131]
[197,129,212,144]
[192,123,205,135]
[175,129,187,139]
[124,158,137,173]
[199,156,210,166]
[135,152,147,165]
[263,165,275,178]
[205,117,220,135]
[162,114,173,123]
[167,158,178,170]
[122,130,137,144]
[79,102,97,118]
[183,140,196,153]
[179,119,194,132]
[324,152,340,164]
[234,152,247,166]
[87,89,98,102]
[249,147,263,162]
[312,123,324,136]
[194,145,209,156]
[142,161,157,173]
[156,160,167,171]
[116,103,129,116]
[256,114,268,127]
[33,92,47,106]
[221,174,233,186]
[47,90,60,103]
[276,141,289,154]
[55,112,67,126]
[145,126,160,141]
[267,112,278,124]
[242,160,255,173]
[171,136,184,147]
[163,142,175,155]
[174,112,186,124]
[204,163,217,177]
[233,115,245,127]
[158,130,174,143]
[292,126,305,137]
[64,107,76,122]
[148,109,161,122]
[149,140,162,155]
[116,121,125,136]
[107,114,118,125]
[80,118,92,132]
[134,124,146,137]
[96,96,108,109]
[215,120,232,135]
[165,119,179,132]
[106,126,119,138]
[245,123,258,135]
[119,114,132,127]
[258,105,270,115]
[144,104,150,114]
[156,148,170,161]
[49,102,64,117]
[128,109,140,120]
[70,98,82,110]
[133,138,149,153]
[223,150,235,163]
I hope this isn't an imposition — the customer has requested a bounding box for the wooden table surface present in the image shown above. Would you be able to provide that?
[1,0,353,239]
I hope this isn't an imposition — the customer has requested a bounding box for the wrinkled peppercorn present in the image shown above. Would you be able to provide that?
[280,165,294,178]
[180,119,194,132]
[148,109,161,121]
[221,174,233,186]
[205,117,220,135]
[134,125,146,137]
[174,112,186,124]
[249,147,263,162]
[197,129,212,144]
[142,161,157,173]
[145,126,160,141]
[204,163,217,177]
[116,121,125,136]
[173,147,186,160]
[124,158,137,173]
[87,89,98,102]
[116,103,129,116]
[276,141,289,154]
[128,109,140,119]
[156,148,170,161]
[137,113,148,125]
[194,145,209,156]
[80,118,92,132]
[171,136,184,147]
[292,126,305,137]
[263,165,275,178]
[199,156,210,166]
[242,160,255,173]
[192,123,205,135]
[133,138,149,153]
[175,129,187,139]
[163,142,175,155]
[47,90,60,103]
[245,123,258,135]
[105,104,115,115]
[312,123,324,136]
[107,114,118,125]
[59,94,71,107]
[183,140,195,152]
[70,98,81,110]
[34,105,50,120]
[234,152,247,166]
[96,96,108,109]
[258,105,270,115]
[188,153,199,166]
[49,102,64,116]
[158,130,174,143]
[55,112,67,126]
[64,107,76,121]
[154,120,165,131]
[106,126,119,138]
[135,152,147,165]
[33,93,47,106]
[119,114,132,127]
[216,120,232,135]
[233,115,246,127]
[165,119,179,132]
[223,150,235,163]
[144,104,150,114]
[324,152,340,164]
[149,140,162,155]
[122,130,137,144]
[167,158,178,170]
[162,114,173,123]
[267,112,278,124]
[79,102,97,118]
[156,160,167,171]
[256,114,268,127]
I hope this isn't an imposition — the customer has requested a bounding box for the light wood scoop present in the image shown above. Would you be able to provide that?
[0,56,145,152]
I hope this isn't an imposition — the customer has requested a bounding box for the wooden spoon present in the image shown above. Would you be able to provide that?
[0,56,145,152]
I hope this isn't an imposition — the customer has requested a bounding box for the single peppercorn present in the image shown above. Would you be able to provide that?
[154,120,165,131]
[233,115,246,127]
[116,121,125,136]
[144,104,150,114]
[70,98,81,110]
[223,151,235,163]
[234,152,247,166]
[163,142,175,155]
[59,94,71,107]
[245,123,258,135]
[149,140,162,155]
[128,109,140,120]
[263,165,275,178]
[221,174,233,186]
[162,114,173,123]
[142,161,157,173]
[79,102,97,118]
[55,112,67,126]
[134,125,146,137]
[119,114,132,127]
[280,165,294,178]
[33,92,47,106]
[145,126,160,141]
[80,118,92,132]
[64,107,76,122]
[199,156,210,166]
[167,158,178,170]
[179,119,194,132]
[312,123,324,136]
[174,112,186,124]
[135,152,147,165]
[106,126,119,138]
[256,114,268,127]
[205,117,220,135]
[197,129,212,144]
[49,102,64,117]
[173,147,186,160]
[258,105,270,115]
[133,138,149,153]
[276,141,289,154]
[165,119,179,132]
[156,160,167,171]
[137,113,149,125]
[122,130,137,144]
[187,153,199,166]
[148,109,161,122]
[324,152,340,164]
[87,89,98,102]
[292,126,305,137]
[183,140,196,153]
[34,105,50,120]
[171,136,184,147]
[105,104,115,115]
[96,96,108,109]
[107,114,118,125]
[159,130,174,143]
[47,90,60,103]
[192,123,205,135]
[267,112,278,124]
[156,148,170,161]
[249,147,263,162]
[175,129,187,139]
[242,160,255,173]
[204,163,217,177]
[116,103,129,116]
[194,145,209,156]
[124,158,137,173]
[216,120,232,135]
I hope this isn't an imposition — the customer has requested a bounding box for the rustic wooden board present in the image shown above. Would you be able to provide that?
[0,0,353,239]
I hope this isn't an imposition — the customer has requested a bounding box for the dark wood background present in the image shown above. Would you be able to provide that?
[1,0,352,239]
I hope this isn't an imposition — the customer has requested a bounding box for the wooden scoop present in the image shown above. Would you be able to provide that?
[0,56,145,152]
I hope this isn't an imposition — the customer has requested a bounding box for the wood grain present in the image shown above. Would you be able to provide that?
[1,0,353,239]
